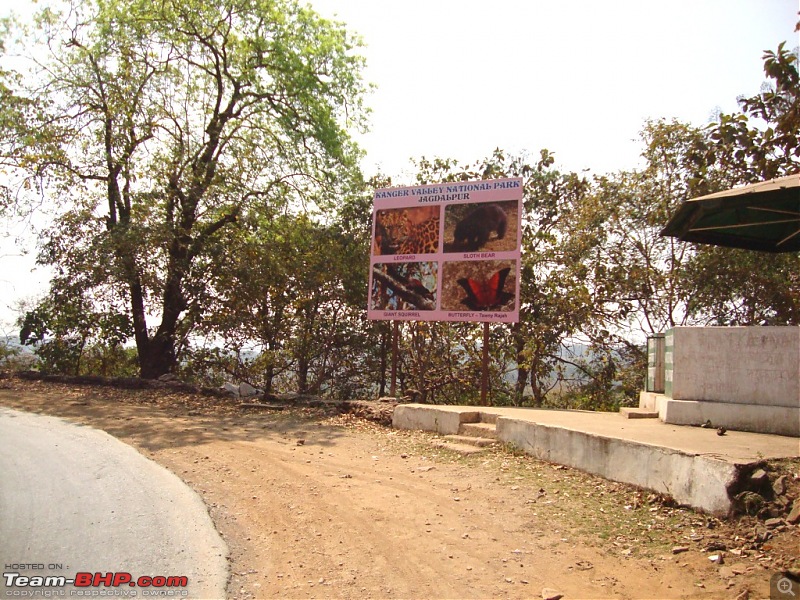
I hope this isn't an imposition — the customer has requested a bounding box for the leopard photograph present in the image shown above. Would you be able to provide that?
[372,206,441,256]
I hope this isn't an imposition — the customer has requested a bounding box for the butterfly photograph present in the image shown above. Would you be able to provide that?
[440,260,517,312]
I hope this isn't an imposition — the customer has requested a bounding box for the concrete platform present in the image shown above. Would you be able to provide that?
[639,391,800,437]
[393,404,800,516]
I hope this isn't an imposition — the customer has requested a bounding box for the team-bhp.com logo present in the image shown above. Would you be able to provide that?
[3,572,188,597]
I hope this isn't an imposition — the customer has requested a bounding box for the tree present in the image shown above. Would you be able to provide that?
[288,219,367,395]
[684,247,800,325]
[689,42,800,325]
[186,199,376,398]
[18,279,131,375]
[708,43,800,182]
[3,0,368,378]
[594,120,714,336]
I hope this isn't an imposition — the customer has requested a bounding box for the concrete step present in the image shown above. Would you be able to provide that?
[479,412,499,424]
[444,434,497,447]
[430,439,489,455]
[459,422,498,440]
[638,391,659,411]
[620,407,659,419]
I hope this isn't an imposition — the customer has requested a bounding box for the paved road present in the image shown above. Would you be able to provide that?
[0,407,228,599]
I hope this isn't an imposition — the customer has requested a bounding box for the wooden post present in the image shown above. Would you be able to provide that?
[481,321,491,406]
[390,320,399,397]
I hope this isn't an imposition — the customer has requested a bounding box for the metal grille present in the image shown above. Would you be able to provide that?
[646,334,665,393]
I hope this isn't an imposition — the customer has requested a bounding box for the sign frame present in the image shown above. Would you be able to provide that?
[368,177,523,323]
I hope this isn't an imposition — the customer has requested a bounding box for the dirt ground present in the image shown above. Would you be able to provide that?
[1,378,798,600]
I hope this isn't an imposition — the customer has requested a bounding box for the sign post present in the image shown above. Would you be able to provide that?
[368,177,523,404]
[390,320,398,397]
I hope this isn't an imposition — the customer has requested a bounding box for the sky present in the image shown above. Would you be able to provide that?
[307,0,798,179]
[0,0,798,330]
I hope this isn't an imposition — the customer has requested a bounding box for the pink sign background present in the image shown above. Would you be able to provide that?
[368,177,523,323]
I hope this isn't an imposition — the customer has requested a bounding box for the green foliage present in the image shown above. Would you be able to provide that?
[594,120,712,335]
[2,0,369,378]
[552,344,644,412]
[189,207,374,398]
[0,336,22,370]
[708,43,800,181]
[79,345,139,377]
[1,18,795,410]
[685,247,800,325]
[392,321,476,404]
[689,42,800,325]
[18,285,133,375]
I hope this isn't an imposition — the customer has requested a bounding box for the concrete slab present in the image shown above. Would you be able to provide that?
[443,434,497,447]
[620,407,659,419]
[430,439,488,455]
[639,392,800,437]
[459,422,498,439]
[393,404,800,515]
[392,404,480,435]
[660,397,800,437]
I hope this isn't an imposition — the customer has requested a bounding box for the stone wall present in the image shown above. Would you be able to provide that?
[660,326,799,436]
[665,326,799,407]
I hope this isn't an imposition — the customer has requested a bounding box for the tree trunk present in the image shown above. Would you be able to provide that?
[138,332,176,379]
[295,305,319,394]
[297,356,309,394]
[130,265,185,379]
[263,363,274,397]
[515,365,528,406]
[530,368,545,408]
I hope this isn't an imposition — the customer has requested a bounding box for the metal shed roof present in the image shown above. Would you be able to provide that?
[660,173,800,253]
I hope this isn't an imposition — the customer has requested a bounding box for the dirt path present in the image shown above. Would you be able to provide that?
[1,379,797,599]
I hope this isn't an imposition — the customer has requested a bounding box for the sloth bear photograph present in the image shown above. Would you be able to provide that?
[452,203,508,251]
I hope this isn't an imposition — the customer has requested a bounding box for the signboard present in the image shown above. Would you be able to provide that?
[368,177,523,322]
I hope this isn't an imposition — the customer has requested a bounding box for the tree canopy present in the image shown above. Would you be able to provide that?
[3,0,369,377]
[2,9,797,408]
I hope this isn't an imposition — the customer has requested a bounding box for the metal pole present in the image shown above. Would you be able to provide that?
[390,320,398,397]
[481,321,490,405]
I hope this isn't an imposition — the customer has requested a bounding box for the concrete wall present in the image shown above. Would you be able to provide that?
[392,405,479,435]
[665,326,799,407]
[496,417,738,515]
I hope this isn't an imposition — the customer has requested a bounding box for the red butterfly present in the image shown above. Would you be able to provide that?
[457,267,514,311]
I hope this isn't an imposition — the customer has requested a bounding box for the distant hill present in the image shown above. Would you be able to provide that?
[0,335,31,352]
[1,336,35,369]
[2,335,31,353]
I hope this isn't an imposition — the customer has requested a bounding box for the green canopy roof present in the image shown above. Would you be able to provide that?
[660,173,800,253]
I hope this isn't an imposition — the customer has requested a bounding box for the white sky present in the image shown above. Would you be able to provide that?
[1,0,798,330]
[309,0,798,179]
